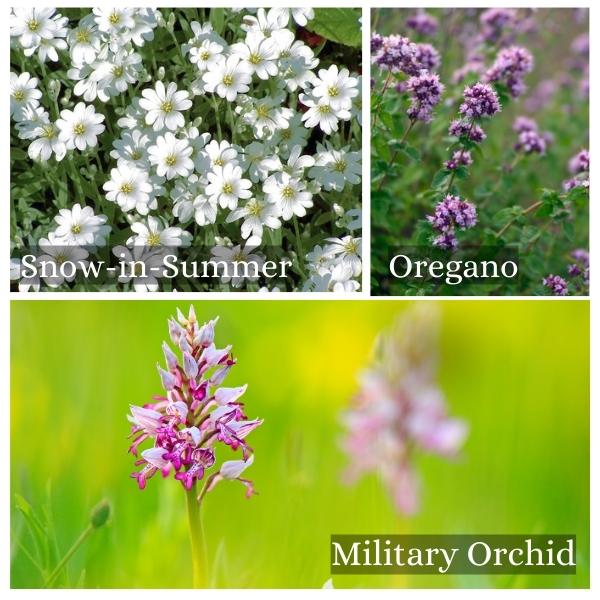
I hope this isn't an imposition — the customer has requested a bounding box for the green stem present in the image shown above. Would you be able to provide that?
[186,487,206,588]
[44,524,93,588]
[293,216,304,261]
[211,95,223,140]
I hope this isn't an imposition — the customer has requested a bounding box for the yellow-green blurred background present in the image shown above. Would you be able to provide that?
[10,300,589,588]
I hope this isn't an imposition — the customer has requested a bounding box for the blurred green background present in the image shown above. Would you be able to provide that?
[10,300,589,588]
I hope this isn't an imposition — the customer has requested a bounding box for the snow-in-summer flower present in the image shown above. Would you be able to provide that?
[341,305,468,514]
[11,7,362,292]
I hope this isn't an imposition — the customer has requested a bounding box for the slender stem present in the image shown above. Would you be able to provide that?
[186,486,206,588]
[293,216,304,260]
[376,119,416,192]
[211,95,223,141]
[445,119,475,195]
[44,524,93,588]
[495,200,543,239]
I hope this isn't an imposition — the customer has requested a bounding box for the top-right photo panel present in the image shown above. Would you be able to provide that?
[370,8,589,296]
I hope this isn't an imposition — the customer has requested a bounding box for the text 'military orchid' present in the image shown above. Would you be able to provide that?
[128,305,262,500]
[341,305,468,515]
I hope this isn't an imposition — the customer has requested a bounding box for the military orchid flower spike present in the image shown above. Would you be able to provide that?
[128,305,262,501]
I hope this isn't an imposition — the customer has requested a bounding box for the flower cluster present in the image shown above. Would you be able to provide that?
[10,7,362,292]
[427,194,477,250]
[459,82,501,119]
[405,11,438,37]
[128,306,262,498]
[542,274,568,296]
[485,46,534,97]
[543,249,589,296]
[406,72,444,123]
[341,305,468,515]
[513,116,549,155]
[479,8,517,43]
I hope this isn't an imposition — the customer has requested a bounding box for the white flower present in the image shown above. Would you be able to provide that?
[10,8,58,50]
[240,8,287,38]
[10,257,41,292]
[263,172,313,220]
[309,143,362,191]
[189,40,224,72]
[271,29,318,91]
[242,95,293,139]
[206,163,252,210]
[306,244,335,273]
[147,132,194,180]
[336,207,362,232]
[103,164,154,214]
[325,236,362,277]
[128,215,192,248]
[67,15,101,64]
[230,32,279,80]
[23,14,68,63]
[117,98,147,130]
[300,93,350,134]
[10,72,42,121]
[269,112,309,154]
[139,81,192,131]
[37,232,90,288]
[171,174,217,226]
[56,102,106,151]
[312,65,359,112]
[53,203,110,246]
[112,244,165,292]
[67,62,103,102]
[226,198,281,240]
[262,145,315,179]
[110,129,151,169]
[93,8,135,35]
[182,21,227,57]
[204,140,239,169]
[90,48,142,98]
[15,105,48,139]
[128,9,159,47]
[270,8,315,27]
[28,121,67,162]
[209,243,265,287]
[202,55,252,102]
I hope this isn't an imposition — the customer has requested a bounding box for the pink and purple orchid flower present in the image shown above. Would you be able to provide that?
[341,305,468,515]
[128,305,262,500]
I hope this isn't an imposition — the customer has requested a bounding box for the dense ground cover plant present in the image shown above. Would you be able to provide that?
[371,8,589,296]
[10,7,362,292]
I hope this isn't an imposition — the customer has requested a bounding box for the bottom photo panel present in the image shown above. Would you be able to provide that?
[10,300,589,589]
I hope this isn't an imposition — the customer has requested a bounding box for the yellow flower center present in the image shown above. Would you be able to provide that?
[256,104,269,119]
[222,74,234,86]
[249,53,261,65]
[213,157,224,167]
[76,29,90,43]
[344,239,359,254]
[13,89,25,101]
[334,160,347,173]
[130,150,142,160]
[55,253,67,264]
[247,199,261,216]
[200,50,211,61]
[42,125,55,139]
[165,154,177,166]
[232,251,246,262]
[281,129,291,140]
[222,182,233,194]
[318,105,331,114]
[328,85,339,97]
[109,12,120,25]
[120,182,133,194]
[73,123,86,136]
[282,185,294,199]
[28,19,39,32]
[160,101,173,113]
[147,232,162,247]
[71,224,81,234]
[112,65,124,77]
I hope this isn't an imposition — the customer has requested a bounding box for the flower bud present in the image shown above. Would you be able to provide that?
[47,79,61,100]
[157,66,165,81]
[90,500,111,528]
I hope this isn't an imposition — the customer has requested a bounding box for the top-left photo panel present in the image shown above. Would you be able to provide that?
[10,7,363,293]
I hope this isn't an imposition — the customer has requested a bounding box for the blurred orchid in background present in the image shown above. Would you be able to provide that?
[341,305,468,515]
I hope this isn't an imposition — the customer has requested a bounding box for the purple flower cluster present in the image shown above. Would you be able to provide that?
[459,83,501,119]
[512,116,538,134]
[542,274,568,296]
[515,130,546,155]
[370,33,384,55]
[414,43,441,72]
[406,11,439,36]
[564,149,589,191]
[372,34,421,76]
[479,8,517,43]
[406,72,445,123]
[444,150,473,170]
[485,46,534,97]
[568,249,589,289]
[427,194,477,250]
[448,119,486,142]
[128,306,262,499]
